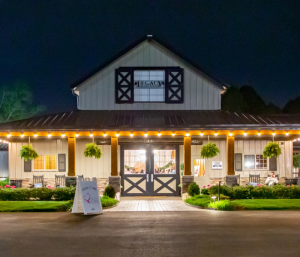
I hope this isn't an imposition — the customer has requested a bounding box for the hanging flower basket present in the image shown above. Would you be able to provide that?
[200,142,220,159]
[19,144,39,161]
[263,142,282,158]
[84,142,103,159]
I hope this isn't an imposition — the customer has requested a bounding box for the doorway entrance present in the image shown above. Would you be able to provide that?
[121,144,179,196]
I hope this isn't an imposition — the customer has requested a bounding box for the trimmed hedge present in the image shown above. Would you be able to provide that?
[208,184,300,199]
[0,187,76,201]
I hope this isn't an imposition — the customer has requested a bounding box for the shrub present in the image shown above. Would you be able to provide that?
[101,195,118,207]
[208,200,235,211]
[104,186,116,199]
[252,186,274,199]
[293,154,300,168]
[0,178,9,188]
[201,188,209,195]
[188,182,200,196]
[52,187,76,201]
[34,188,54,201]
[231,186,252,199]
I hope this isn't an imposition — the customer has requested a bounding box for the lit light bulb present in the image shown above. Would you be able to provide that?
[48,134,52,138]
[103,133,107,137]
[258,133,261,136]
[144,133,148,137]
[172,133,175,137]
[214,133,218,136]
[158,133,161,137]
[244,133,247,136]
[130,133,133,137]
[186,133,190,137]
[75,133,79,137]
[0,140,2,142]
[89,134,93,137]
[272,133,275,136]
[229,133,233,137]
[286,132,289,136]
[34,134,38,138]
[21,134,24,138]
[116,133,120,137]
[200,133,203,136]
[298,138,300,141]
[62,134,65,138]
[7,134,11,138]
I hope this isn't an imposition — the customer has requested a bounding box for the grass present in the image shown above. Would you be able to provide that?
[0,201,73,212]
[185,195,211,207]
[232,199,300,210]
[101,196,119,208]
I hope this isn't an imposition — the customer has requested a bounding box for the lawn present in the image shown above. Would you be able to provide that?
[0,201,73,212]
[185,195,211,207]
[232,199,300,210]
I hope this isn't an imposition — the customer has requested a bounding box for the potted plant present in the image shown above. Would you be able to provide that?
[19,144,39,161]
[200,142,220,158]
[263,142,282,158]
[84,142,103,159]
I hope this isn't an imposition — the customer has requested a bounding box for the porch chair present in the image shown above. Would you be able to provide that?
[226,174,240,187]
[249,174,260,184]
[55,175,66,188]
[10,180,23,188]
[33,175,44,188]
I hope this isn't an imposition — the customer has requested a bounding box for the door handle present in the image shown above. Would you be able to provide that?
[151,174,153,182]
[147,174,149,182]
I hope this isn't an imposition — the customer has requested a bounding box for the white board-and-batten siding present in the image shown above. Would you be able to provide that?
[76,40,222,111]
[9,139,68,180]
[234,140,292,178]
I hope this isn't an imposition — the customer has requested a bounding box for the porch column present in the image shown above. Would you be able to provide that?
[227,135,235,175]
[68,137,76,176]
[182,135,194,194]
[109,136,120,193]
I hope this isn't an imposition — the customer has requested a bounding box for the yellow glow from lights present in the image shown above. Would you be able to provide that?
[130,133,133,137]
[172,133,175,136]
[214,133,218,136]
[144,133,148,137]
[272,133,275,136]
[258,133,261,136]
[286,132,289,136]
[243,133,247,136]
[116,133,120,137]
[34,134,38,138]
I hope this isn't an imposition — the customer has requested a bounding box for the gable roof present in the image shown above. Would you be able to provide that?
[70,35,227,90]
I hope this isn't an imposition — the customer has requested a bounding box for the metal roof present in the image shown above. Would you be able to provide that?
[0,143,8,150]
[0,110,299,131]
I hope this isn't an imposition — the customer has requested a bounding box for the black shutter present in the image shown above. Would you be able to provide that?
[165,67,184,103]
[234,153,242,171]
[269,156,277,171]
[58,154,66,172]
[115,68,134,103]
[24,159,32,172]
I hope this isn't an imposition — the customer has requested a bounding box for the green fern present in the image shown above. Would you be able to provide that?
[19,144,39,161]
[84,143,103,159]
[263,142,282,158]
[200,142,220,159]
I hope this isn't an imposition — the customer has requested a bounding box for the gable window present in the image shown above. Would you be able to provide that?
[134,70,165,102]
[34,155,57,170]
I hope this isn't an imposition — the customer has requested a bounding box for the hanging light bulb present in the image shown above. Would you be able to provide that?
[172,133,175,137]
[48,133,52,138]
[243,132,247,136]
[286,132,289,136]
[21,134,24,138]
[158,132,161,137]
[116,133,120,137]
[34,134,38,138]
[61,133,66,138]
[229,132,233,137]
[200,133,203,136]
[144,133,148,137]
[130,133,133,137]
[7,134,11,138]
[258,132,261,136]
[214,133,218,136]
[186,133,190,137]
[75,133,79,137]
[103,133,107,137]
[89,133,93,137]
[272,132,276,136]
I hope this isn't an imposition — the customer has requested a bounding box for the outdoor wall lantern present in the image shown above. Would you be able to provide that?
[211,196,216,203]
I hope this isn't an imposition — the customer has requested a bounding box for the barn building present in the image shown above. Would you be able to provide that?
[0,35,299,196]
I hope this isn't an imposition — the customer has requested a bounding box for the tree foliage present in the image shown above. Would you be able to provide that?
[200,142,220,159]
[263,142,282,158]
[293,154,300,168]
[84,143,103,159]
[0,81,45,123]
[19,144,39,161]
[283,96,300,114]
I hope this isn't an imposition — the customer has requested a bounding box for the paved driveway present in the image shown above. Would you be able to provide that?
[0,211,300,257]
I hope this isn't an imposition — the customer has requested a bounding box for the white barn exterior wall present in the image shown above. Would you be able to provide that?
[76,40,222,111]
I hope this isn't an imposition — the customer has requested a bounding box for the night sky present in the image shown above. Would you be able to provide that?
[1,0,299,113]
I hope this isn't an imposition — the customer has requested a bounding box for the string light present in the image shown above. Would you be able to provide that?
[272,132,276,136]
[103,133,107,137]
[75,133,79,137]
[229,133,233,137]
[7,134,11,138]
[21,134,24,138]
[116,133,120,137]
[34,134,38,138]
[214,133,218,136]
[144,133,148,137]
[89,133,93,137]
[47,133,52,138]
[158,133,161,137]
[243,132,247,136]
[172,133,175,137]
[286,132,289,136]
[130,133,133,137]
[0,140,2,142]
[200,133,203,136]
[186,133,190,137]
[258,133,261,136]
[61,133,66,138]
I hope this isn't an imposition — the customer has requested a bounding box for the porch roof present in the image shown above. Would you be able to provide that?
[0,110,299,131]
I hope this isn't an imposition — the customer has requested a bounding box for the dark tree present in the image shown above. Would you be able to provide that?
[283,96,300,114]
[263,103,282,115]
[221,85,246,113]
[239,85,266,115]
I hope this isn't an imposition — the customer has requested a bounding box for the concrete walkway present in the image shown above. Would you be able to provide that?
[105,197,200,212]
